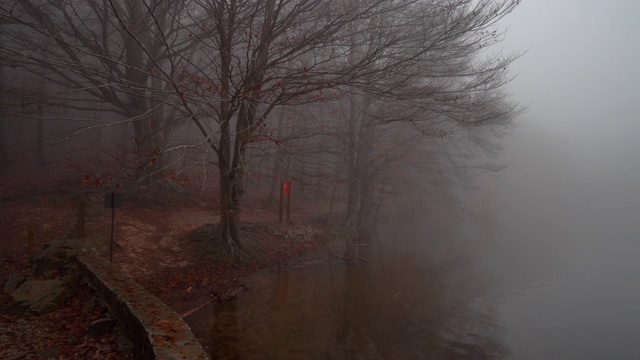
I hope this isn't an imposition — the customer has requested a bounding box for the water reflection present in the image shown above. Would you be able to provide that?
[187,222,509,359]
[210,300,240,357]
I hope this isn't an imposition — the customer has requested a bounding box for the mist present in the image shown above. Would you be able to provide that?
[463,1,640,358]
[1,0,639,358]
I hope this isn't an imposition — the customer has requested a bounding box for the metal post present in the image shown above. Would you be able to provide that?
[77,200,86,238]
[105,192,121,263]
[28,215,34,259]
[110,194,115,263]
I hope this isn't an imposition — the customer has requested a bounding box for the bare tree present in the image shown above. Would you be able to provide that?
[333,0,521,235]
[0,0,194,181]
[166,0,427,253]
[0,19,5,174]
[0,0,522,257]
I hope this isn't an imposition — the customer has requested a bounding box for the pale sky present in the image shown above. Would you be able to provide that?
[501,0,640,142]
[487,4,640,358]
[497,0,640,198]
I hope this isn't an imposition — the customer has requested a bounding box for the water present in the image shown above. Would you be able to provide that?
[187,221,509,359]
[482,202,640,360]
[479,124,640,360]
[187,204,640,359]
[187,127,640,359]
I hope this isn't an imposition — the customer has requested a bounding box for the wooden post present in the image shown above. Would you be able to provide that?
[286,182,291,223]
[110,204,115,263]
[28,215,35,259]
[279,181,292,223]
[279,181,284,223]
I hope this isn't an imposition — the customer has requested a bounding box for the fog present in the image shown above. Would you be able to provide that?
[470,1,640,358]
[496,0,640,280]
[2,1,640,358]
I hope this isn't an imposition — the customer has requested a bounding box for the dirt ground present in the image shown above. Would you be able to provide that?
[0,185,342,359]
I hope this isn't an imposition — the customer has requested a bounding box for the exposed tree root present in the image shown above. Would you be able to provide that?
[182,223,265,266]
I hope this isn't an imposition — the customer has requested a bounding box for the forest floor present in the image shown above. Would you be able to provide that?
[0,185,344,359]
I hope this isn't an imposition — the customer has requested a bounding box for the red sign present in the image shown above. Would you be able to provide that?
[283,181,291,195]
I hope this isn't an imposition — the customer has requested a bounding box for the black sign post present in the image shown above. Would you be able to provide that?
[105,192,122,263]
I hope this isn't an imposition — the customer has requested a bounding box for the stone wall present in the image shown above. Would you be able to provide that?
[77,254,208,360]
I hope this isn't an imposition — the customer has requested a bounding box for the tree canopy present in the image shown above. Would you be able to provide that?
[0,0,522,251]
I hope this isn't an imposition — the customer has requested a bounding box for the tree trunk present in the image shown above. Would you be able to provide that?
[217,0,272,247]
[215,1,241,248]
[216,85,245,248]
[92,109,102,161]
[217,92,239,244]
[0,54,4,174]
[345,97,359,225]
[36,107,44,165]
[218,162,242,248]
[269,106,286,200]
[346,95,374,226]
[132,112,168,184]
[126,0,168,184]
[356,174,374,240]
[0,111,4,174]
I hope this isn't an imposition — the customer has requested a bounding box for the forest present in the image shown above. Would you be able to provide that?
[0,0,522,358]
[0,0,519,241]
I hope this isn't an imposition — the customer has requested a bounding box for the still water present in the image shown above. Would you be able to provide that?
[188,163,640,359]
[186,125,640,358]
[187,199,640,360]
[187,218,509,359]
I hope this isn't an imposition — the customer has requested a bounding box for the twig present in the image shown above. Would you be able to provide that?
[328,250,347,260]
[180,298,215,318]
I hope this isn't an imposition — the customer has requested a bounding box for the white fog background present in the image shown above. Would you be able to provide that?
[479,1,640,358]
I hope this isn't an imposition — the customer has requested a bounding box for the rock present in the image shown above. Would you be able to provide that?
[206,285,219,297]
[284,225,323,243]
[33,246,72,277]
[42,269,60,279]
[37,347,60,358]
[64,336,79,346]
[10,279,74,316]
[3,275,25,295]
[89,317,117,337]
[20,268,33,277]
[61,271,81,288]
[65,262,80,273]
[81,295,97,314]
[77,347,90,357]
[37,239,84,258]
[117,334,133,354]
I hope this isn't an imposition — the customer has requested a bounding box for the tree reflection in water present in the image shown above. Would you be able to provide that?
[188,222,509,359]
